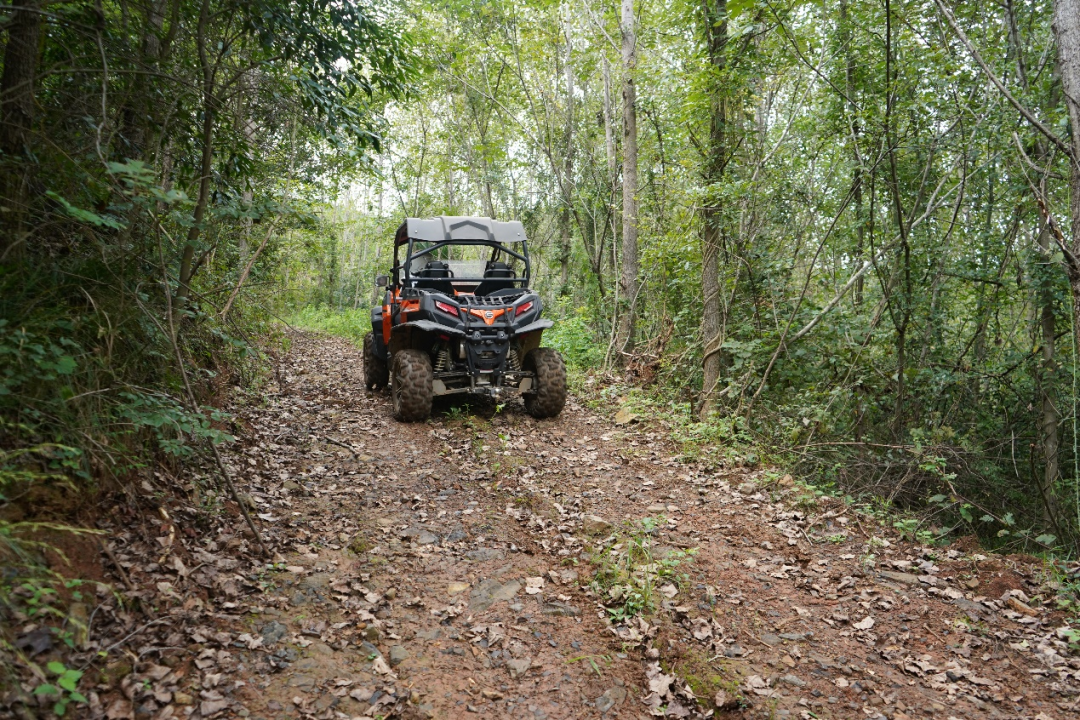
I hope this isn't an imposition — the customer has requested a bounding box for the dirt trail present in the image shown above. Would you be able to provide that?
[202,333,1079,719]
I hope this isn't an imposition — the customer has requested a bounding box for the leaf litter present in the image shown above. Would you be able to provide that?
[5,331,1078,720]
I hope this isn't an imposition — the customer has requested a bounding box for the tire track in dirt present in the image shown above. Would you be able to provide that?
[218,332,1078,720]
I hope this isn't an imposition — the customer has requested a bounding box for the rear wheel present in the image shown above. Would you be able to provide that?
[363,333,389,389]
[392,349,433,422]
[523,347,566,419]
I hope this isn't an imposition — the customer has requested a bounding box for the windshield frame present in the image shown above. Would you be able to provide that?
[398,238,531,292]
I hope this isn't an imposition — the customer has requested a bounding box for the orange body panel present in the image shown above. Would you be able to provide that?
[382,289,399,345]
[468,308,506,326]
[399,299,420,322]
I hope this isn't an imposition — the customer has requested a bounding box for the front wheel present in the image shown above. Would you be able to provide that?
[364,333,389,389]
[391,349,433,422]
[523,347,567,419]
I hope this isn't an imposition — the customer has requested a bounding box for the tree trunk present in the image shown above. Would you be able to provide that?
[617,0,639,360]
[174,0,216,330]
[0,0,42,262]
[699,0,728,419]
[839,0,864,306]
[238,73,257,270]
[1053,0,1080,362]
[118,0,168,161]
[559,32,574,291]
[603,57,617,184]
[1038,223,1061,524]
[1027,0,1064,527]
[602,55,618,286]
[884,0,911,439]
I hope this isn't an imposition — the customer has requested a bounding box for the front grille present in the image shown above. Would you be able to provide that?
[460,292,523,307]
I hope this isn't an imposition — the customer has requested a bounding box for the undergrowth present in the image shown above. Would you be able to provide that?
[588,515,697,622]
[288,306,370,346]
[0,263,271,705]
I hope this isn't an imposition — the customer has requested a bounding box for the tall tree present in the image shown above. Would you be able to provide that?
[699,0,729,418]
[0,0,42,261]
[559,25,575,289]
[617,0,639,359]
[1006,0,1060,526]
[1054,0,1080,356]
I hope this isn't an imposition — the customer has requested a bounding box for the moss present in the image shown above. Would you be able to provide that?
[348,536,372,554]
[662,646,745,710]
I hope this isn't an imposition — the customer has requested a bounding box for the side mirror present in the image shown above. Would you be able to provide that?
[375,274,388,287]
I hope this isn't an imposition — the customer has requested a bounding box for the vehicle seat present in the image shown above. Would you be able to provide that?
[474,261,517,296]
[413,260,454,295]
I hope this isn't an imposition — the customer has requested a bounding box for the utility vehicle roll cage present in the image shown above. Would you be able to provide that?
[389,217,531,293]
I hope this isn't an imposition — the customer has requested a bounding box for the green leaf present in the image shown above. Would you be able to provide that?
[46,191,124,230]
[46,661,67,675]
[1035,534,1057,546]
[727,0,755,19]
[979,514,993,523]
[54,701,66,716]
[53,356,77,375]
[34,684,58,695]
[69,692,87,703]
[927,494,947,504]
[58,675,79,692]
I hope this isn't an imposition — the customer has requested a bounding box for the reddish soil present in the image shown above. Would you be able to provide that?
[5,331,1079,720]
[213,334,1077,720]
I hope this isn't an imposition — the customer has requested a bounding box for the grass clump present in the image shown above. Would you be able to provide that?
[588,515,696,622]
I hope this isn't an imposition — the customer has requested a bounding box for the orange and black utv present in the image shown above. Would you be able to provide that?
[363,216,567,422]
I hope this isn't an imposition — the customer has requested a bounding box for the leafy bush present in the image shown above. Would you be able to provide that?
[545,304,605,369]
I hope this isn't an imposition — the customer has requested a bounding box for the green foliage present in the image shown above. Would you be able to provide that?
[544,304,606,369]
[589,516,697,622]
[117,392,234,458]
[33,661,87,717]
[0,0,414,491]
[288,306,371,346]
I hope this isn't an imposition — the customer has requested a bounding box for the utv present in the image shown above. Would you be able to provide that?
[363,216,567,422]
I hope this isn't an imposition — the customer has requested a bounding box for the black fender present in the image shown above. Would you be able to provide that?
[369,307,388,357]
[511,319,552,357]
[511,319,553,336]
[393,320,466,337]
[389,320,465,356]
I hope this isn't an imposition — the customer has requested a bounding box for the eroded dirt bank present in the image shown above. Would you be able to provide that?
[82,333,1080,720]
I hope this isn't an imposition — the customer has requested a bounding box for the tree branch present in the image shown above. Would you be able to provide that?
[933,0,1073,159]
